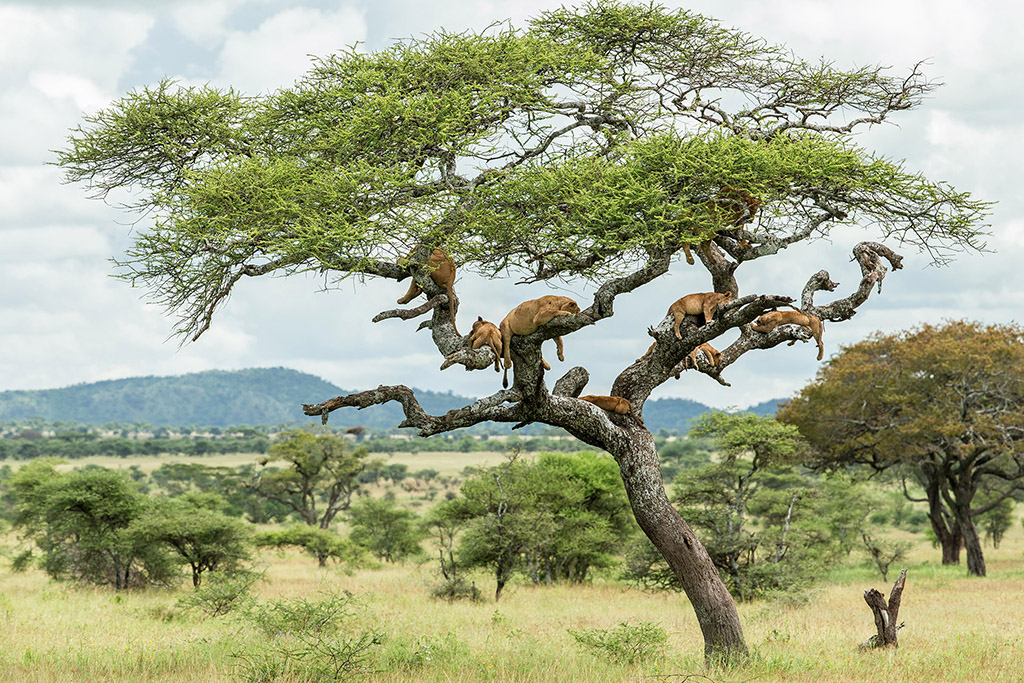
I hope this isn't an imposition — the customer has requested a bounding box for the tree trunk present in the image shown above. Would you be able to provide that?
[923,476,961,564]
[940,524,963,565]
[610,432,747,663]
[958,512,986,577]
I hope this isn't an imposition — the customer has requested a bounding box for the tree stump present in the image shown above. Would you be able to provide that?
[860,569,907,649]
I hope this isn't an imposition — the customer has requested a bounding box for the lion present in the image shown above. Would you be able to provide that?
[685,342,722,370]
[500,295,581,388]
[397,247,458,335]
[750,309,824,361]
[668,291,732,339]
[578,394,644,427]
[468,316,502,372]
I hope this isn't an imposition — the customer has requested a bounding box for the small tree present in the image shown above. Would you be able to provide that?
[130,496,252,587]
[347,497,424,563]
[10,464,174,589]
[254,525,361,567]
[249,429,367,563]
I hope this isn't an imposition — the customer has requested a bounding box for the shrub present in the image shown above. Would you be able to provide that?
[567,620,668,665]
[177,570,260,617]
[236,592,383,683]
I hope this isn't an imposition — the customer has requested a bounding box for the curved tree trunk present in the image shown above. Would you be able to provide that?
[610,431,747,663]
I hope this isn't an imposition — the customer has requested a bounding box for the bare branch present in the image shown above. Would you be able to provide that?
[373,294,449,323]
[805,241,904,321]
[302,384,523,436]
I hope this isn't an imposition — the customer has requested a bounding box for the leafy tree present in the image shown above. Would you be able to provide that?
[779,322,1024,576]
[129,495,252,587]
[527,451,634,584]
[58,1,990,659]
[347,497,425,563]
[665,413,863,600]
[448,451,633,598]
[10,464,175,589]
[249,429,367,531]
[254,524,362,567]
[449,456,540,601]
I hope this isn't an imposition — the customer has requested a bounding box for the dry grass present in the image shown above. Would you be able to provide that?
[1,528,1022,682]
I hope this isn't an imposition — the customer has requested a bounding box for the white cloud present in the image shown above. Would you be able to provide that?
[0,6,153,91]
[170,0,247,46]
[215,6,367,94]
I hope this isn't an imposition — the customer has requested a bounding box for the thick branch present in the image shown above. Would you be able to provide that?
[302,384,523,436]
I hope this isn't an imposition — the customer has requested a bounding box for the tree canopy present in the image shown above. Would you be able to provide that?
[778,321,1024,577]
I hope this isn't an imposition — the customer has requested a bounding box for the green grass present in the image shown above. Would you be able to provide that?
[2,452,1022,681]
[1,528,1023,682]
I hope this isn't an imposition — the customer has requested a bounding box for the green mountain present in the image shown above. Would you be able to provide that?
[0,368,784,431]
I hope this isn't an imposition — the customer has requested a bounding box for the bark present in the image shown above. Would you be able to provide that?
[920,475,962,565]
[957,508,986,577]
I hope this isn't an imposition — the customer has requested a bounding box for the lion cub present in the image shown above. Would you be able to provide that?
[468,317,502,372]
[397,247,458,335]
[750,309,824,360]
[668,291,732,339]
[500,295,580,388]
[578,395,644,427]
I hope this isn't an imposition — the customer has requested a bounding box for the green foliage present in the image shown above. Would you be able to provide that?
[250,429,368,529]
[347,497,425,563]
[978,498,1015,549]
[567,620,667,665]
[57,2,988,342]
[177,569,260,617]
[449,452,635,599]
[9,463,176,589]
[254,525,361,566]
[237,592,383,683]
[129,496,252,587]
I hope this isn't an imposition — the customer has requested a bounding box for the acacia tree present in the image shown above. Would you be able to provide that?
[778,322,1024,577]
[58,1,989,660]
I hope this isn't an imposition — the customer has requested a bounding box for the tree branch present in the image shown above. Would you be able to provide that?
[302,384,523,436]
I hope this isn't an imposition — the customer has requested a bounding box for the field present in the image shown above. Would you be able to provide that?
[1,453,1023,682]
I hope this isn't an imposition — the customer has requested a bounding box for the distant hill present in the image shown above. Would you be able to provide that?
[0,368,787,431]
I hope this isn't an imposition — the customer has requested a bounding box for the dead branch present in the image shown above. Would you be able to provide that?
[302,384,523,436]
[373,294,449,323]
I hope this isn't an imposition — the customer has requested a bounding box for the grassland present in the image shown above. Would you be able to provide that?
[43,449,511,476]
[1,453,1022,682]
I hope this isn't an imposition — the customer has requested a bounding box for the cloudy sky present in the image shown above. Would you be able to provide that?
[1,0,1020,414]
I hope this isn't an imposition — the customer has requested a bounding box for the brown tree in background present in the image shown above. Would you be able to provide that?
[779,322,1024,577]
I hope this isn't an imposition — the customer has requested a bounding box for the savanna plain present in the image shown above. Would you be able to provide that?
[1,450,1022,683]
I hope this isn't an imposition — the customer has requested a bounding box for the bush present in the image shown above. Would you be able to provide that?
[236,592,383,683]
[568,620,668,665]
[429,576,481,603]
[177,570,260,617]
